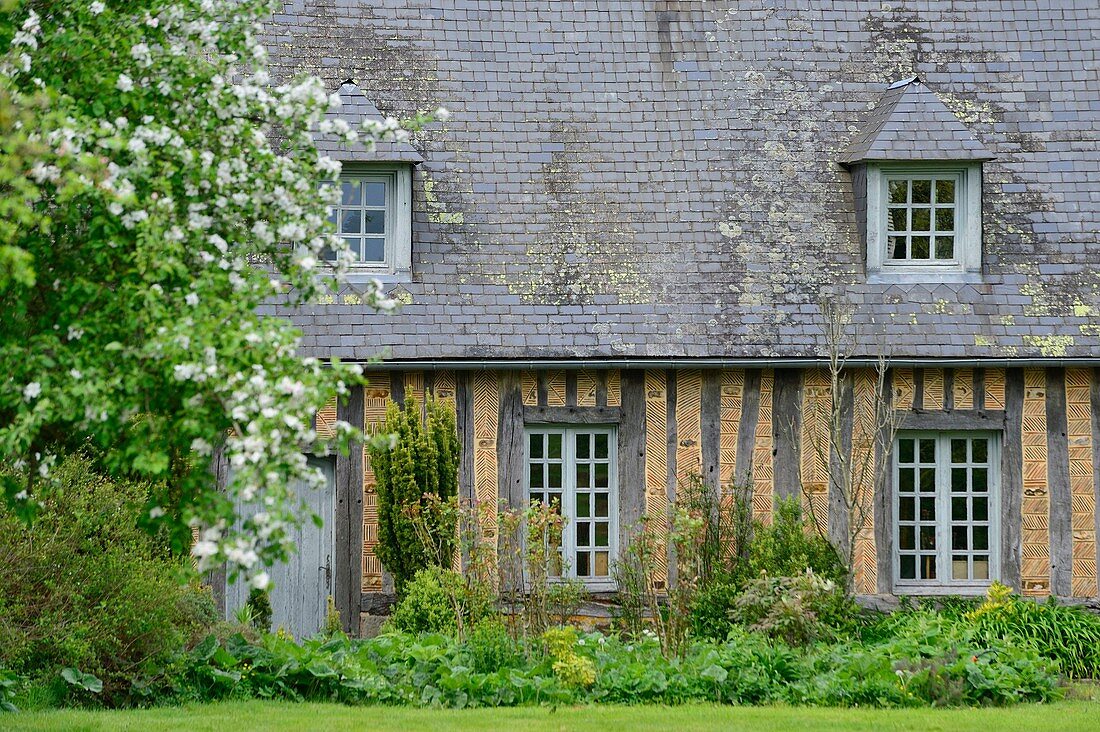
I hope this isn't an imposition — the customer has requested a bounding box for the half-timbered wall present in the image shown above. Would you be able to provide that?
[349,365,1100,627]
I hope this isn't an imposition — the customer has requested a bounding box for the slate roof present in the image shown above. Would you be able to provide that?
[840,77,996,164]
[314,81,423,163]
[262,1,1100,362]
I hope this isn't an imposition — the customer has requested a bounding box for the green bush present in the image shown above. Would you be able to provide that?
[966,583,1100,679]
[0,454,214,702]
[731,570,859,646]
[465,619,522,674]
[368,395,460,596]
[387,566,490,636]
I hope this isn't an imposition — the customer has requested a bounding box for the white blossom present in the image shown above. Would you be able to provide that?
[22,382,41,401]
[89,2,105,15]
[116,73,134,92]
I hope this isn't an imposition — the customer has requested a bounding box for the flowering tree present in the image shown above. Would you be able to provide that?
[0,0,443,588]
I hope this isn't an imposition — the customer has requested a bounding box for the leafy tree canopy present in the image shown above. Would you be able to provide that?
[0,0,443,587]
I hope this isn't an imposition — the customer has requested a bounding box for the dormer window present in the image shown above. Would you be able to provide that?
[315,81,423,282]
[841,78,993,282]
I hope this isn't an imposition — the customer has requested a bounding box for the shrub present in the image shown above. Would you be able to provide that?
[466,619,522,674]
[542,627,596,688]
[0,454,213,702]
[245,588,273,632]
[732,570,859,646]
[966,582,1100,679]
[387,566,490,636]
[742,498,847,585]
[368,394,460,596]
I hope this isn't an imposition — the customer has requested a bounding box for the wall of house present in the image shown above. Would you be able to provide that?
[347,365,1099,626]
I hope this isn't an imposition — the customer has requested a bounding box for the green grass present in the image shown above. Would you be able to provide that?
[7,700,1100,732]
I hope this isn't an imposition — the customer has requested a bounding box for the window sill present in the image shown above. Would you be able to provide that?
[343,269,412,287]
[893,583,994,596]
[867,270,983,286]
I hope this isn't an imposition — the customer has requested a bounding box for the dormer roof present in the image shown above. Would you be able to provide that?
[840,77,995,165]
[315,81,424,164]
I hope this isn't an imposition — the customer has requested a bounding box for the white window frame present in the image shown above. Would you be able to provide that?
[866,162,982,281]
[893,431,1001,595]
[328,164,412,281]
[524,425,618,591]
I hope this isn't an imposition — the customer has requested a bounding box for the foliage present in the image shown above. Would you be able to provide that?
[547,578,589,628]
[322,597,343,637]
[465,620,522,675]
[677,474,753,586]
[387,566,490,637]
[144,624,1061,710]
[0,669,22,712]
[0,454,214,701]
[965,583,1100,680]
[369,395,460,595]
[0,0,447,585]
[731,570,859,647]
[245,589,273,633]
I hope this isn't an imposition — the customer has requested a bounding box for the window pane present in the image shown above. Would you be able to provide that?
[920,497,935,521]
[340,210,361,233]
[972,439,988,463]
[952,526,967,550]
[899,439,914,464]
[577,435,590,460]
[576,522,590,547]
[952,468,967,492]
[899,468,914,493]
[900,497,915,521]
[920,467,936,492]
[890,236,907,259]
[364,210,385,234]
[595,433,609,459]
[921,525,936,550]
[594,551,609,577]
[548,463,562,489]
[899,525,915,550]
[973,526,988,551]
[576,492,590,518]
[595,462,609,488]
[889,208,907,231]
[912,179,931,203]
[530,434,543,459]
[548,434,562,459]
[595,522,609,547]
[935,237,954,259]
[341,181,361,205]
[920,439,935,462]
[530,463,544,489]
[953,556,969,580]
[973,557,989,580]
[936,179,955,203]
[548,493,562,512]
[889,179,908,204]
[362,237,386,262]
[576,552,590,577]
[972,468,987,492]
[343,236,361,260]
[952,497,967,521]
[951,439,967,463]
[576,463,591,488]
[911,236,930,259]
[972,496,988,521]
[595,493,609,518]
[900,554,916,579]
[911,207,930,232]
[921,555,937,579]
[936,207,955,232]
[363,181,386,207]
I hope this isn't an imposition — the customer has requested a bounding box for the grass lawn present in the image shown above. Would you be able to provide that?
[7,699,1100,732]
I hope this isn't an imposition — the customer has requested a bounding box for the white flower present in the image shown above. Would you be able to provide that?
[185,292,200,307]
[297,255,317,271]
[22,382,41,401]
[117,74,134,92]
[67,325,84,341]
[191,540,218,559]
[69,369,83,379]
[89,2,105,15]
[435,106,451,122]
[190,437,213,456]
[149,506,166,519]
[250,572,270,590]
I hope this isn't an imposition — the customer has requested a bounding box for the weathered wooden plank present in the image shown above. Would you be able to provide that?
[913,367,925,411]
[828,373,855,556]
[498,371,526,512]
[456,372,475,504]
[1093,368,1100,599]
[874,370,894,594]
[701,370,722,492]
[619,370,647,538]
[565,371,578,408]
[772,368,802,501]
[207,444,230,617]
[1046,368,1072,597]
[536,370,549,407]
[896,410,1006,431]
[595,371,608,408]
[522,405,623,424]
[974,368,986,413]
[943,368,955,411]
[735,370,761,486]
[335,385,365,633]
[389,371,405,408]
[1001,368,1025,591]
